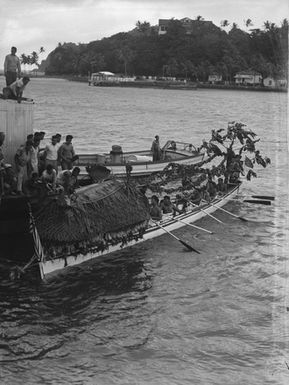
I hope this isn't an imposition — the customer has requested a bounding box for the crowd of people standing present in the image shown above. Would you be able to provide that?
[0,130,80,197]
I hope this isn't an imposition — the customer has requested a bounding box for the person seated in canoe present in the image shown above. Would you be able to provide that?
[217,177,227,194]
[206,179,218,200]
[150,195,162,220]
[57,166,80,194]
[41,164,57,192]
[169,141,177,151]
[185,143,193,152]
[175,194,188,213]
[160,195,174,214]
[57,169,71,194]
[160,195,182,215]
[188,187,202,205]
[182,175,194,190]
[151,135,161,162]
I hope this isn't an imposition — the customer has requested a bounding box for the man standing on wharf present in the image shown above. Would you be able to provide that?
[4,47,21,86]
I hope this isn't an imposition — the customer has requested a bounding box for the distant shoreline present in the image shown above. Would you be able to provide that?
[69,76,288,93]
[10,74,287,93]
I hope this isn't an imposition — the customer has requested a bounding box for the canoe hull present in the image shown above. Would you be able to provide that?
[76,147,205,178]
[39,183,240,279]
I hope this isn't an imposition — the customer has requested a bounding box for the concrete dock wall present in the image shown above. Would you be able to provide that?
[0,101,34,166]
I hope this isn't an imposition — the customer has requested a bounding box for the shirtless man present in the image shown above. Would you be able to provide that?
[58,135,76,170]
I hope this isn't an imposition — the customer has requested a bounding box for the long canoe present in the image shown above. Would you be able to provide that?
[37,182,241,280]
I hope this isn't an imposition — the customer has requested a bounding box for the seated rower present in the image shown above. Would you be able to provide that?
[150,195,162,221]
[188,187,202,205]
[206,179,218,199]
[182,175,193,190]
[170,141,177,151]
[160,195,174,214]
[217,177,227,194]
[175,194,188,213]
[160,195,182,215]
[41,164,57,192]
[199,186,210,203]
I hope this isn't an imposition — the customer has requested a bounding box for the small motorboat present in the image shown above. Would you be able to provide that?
[75,140,206,178]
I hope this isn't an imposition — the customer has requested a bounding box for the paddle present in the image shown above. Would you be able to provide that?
[251,195,275,201]
[152,220,200,253]
[244,199,271,206]
[190,202,224,224]
[201,199,248,222]
[175,218,213,234]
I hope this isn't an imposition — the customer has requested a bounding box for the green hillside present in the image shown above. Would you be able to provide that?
[44,18,288,82]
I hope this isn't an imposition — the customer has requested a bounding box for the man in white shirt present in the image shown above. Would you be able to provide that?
[30,138,40,176]
[43,136,59,172]
[4,46,21,86]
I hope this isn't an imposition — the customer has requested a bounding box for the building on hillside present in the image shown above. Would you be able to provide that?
[158,17,213,35]
[263,76,287,88]
[208,74,223,84]
[234,71,262,86]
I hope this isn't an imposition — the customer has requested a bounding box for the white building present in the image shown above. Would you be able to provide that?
[263,76,287,88]
[234,71,262,86]
[208,74,222,84]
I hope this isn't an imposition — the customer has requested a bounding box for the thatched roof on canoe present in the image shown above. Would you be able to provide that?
[34,180,150,245]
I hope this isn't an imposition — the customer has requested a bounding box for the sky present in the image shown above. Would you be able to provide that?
[0,0,288,68]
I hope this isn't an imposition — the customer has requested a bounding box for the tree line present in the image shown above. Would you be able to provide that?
[43,18,288,82]
[20,47,45,69]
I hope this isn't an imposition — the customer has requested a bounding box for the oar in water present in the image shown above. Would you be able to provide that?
[244,199,271,206]
[201,199,248,222]
[175,218,213,234]
[152,220,200,253]
[251,195,275,201]
[191,202,224,224]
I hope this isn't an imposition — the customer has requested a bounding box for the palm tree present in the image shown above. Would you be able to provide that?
[245,19,253,28]
[135,21,151,34]
[20,53,29,73]
[221,20,230,28]
[31,51,39,67]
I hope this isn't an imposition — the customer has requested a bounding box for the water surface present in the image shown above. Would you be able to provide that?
[0,78,288,385]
